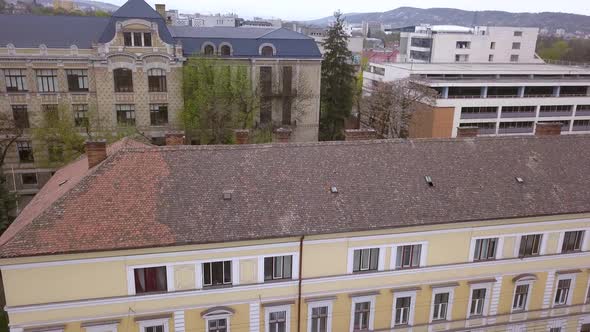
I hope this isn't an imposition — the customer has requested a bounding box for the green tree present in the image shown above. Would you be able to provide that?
[319,11,356,141]
[0,113,22,232]
[182,57,260,144]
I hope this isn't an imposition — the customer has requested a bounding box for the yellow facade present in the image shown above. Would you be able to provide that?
[1,214,589,332]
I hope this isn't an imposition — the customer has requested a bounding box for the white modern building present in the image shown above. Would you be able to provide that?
[191,14,237,27]
[363,62,590,138]
[397,25,543,64]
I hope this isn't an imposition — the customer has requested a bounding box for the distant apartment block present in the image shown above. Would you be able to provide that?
[395,25,543,64]
[363,63,590,138]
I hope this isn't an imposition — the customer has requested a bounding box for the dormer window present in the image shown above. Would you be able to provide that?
[260,45,275,57]
[203,44,215,56]
[220,44,232,56]
[123,32,152,47]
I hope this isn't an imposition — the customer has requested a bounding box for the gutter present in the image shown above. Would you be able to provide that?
[296,235,304,332]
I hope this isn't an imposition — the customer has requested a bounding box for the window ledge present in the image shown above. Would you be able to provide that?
[202,284,233,290]
[263,278,293,284]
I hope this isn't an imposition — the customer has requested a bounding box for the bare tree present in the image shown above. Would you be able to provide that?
[361,78,437,138]
[0,113,23,231]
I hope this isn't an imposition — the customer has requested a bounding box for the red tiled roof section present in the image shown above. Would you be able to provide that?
[0,138,154,251]
[1,135,590,258]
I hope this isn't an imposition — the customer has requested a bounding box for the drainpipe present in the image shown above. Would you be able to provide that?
[297,235,304,332]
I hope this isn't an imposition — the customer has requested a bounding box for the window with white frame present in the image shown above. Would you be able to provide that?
[586,283,590,304]
[133,266,167,294]
[432,292,449,321]
[470,288,487,316]
[395,244,422,269]
[203,261,232,287]
[352,248,379,272]
[473,238,498,261]
[36,69,58,92]
[264,255,293,281]
[308,302,331,332]
[137,319,168,332]
[554,279,572,305]
[202,307,233,332]
[512,284,530,311]
[394,297,411,325]
[352,301,371,331]
[4,69,28,92]
[266,306,290,332]
[518,234,542,257]
[207,318,228,332]
[561,230,584,253]
[66,69,88,91]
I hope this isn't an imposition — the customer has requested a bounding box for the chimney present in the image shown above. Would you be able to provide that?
[155,4,166,18]
[165,132,185,146]
[535,122,562,136]
[344,128,377,141]
[234,129,249,144]
[275,128,292,143]
[456,126,478,138]
[86,140,107,169]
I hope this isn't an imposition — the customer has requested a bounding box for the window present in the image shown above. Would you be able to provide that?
[66,69,88,91]
[4,69,28,92]
[17,141,33,163]
[73,104,89,127]
[473,238,498,261]
[490,42,496,49]
[203,44,215,56]
[549,328,561,332]
[148,68,167,92]
[455,54,469,62]
[394,297,411,325]
[352,248,379,272]
[47,141,64,163]
[113,68,133,92]
[145,325,164,332]
[510,54,519,62]
[123,32,132,46]
[353,302,370,331]
[203,261,232,287]
[512,42,521,50]
[264,255,293,281]
[470,289,486,316]
[456,41,470,49]
[268,310,287,332]
[259,66,272,125]
[144,33,152,47]
[518,234,542,257]
[115,104,136,126]
[514,31,523,37]
[282,66,293,125]
[207,318,227,332]
[261,45,274,56]
[133,266,167,294]
[561,230,584,253]
[586,285,590,304]
[42,104,59,124]
[310,306,328,332]
[395,244,421,269]
[36,69,58,92]
[488,54,494,62]
[12,105,29,129]
[149,104,168,126]
[554,279,571,305]
[432,293,449,321]
[21,173,37,185]
[512,284,529,311]
[220,45,231,56]
[583,324,590,332]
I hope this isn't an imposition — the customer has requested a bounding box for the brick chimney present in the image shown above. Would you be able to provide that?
[344,128,377,141]
[155,4,166,18]
[165,132,185,146]
[275,128,292,143]
[535,122,562,136]
[234,129,249,144]
[456,126,478,138]
[86,140,107,169]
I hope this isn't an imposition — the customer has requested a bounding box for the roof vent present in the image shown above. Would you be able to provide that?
[515,177,524,184]
[424,176,434,187]
[222,190,233,200]
[330,186,338,194]
[58,179,68,187]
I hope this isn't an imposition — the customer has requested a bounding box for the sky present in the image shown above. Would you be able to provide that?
[107,0,590,21]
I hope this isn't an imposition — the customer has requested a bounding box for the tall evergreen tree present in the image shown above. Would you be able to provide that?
[319,11,356,141]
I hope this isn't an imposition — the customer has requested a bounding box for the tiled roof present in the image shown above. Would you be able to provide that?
[2,135,590,258]
[0,14,109,48]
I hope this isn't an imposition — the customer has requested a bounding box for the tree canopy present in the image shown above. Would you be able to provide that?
[319,11,356,141]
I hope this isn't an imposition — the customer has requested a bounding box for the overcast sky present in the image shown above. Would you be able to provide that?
[109,0,590,21]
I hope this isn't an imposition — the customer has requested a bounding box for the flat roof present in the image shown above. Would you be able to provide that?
[372,63,590,75]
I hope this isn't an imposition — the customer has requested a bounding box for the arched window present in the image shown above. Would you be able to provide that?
[203,44,215,56]
[260,45,274,57]
[220,44,231,56]
[113,68,133,92]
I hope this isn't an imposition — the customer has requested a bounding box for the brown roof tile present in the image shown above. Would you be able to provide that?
[1,135,590,258]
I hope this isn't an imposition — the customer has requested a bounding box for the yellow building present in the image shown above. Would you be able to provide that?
[0,133,590,332]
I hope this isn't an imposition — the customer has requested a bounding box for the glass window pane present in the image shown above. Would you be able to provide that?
[369,248,379,270]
